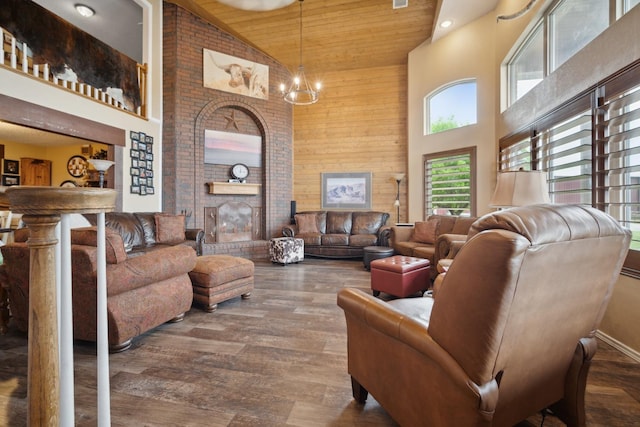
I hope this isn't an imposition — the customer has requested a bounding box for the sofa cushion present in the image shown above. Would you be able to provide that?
[295,213,320,234]
[412,219,440,244]
[429,215,457,235]
[322,234,349,246]
[134,212,158,246]
[452,216,477,235]
[154,213,186,244]
[85,212,146,252]
[71,227,128,264]
[349,234,378,247]
[300,233,322,246]
[327,211,352,234]
[352,211,386,235]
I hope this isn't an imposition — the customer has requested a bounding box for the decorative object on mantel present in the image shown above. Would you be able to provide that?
[129,131,154,195]
[203,48,269,100]
[279,0,322,105]
[230,163,249,183]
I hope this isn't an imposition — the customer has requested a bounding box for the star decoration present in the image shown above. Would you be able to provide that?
[224,110,240,130]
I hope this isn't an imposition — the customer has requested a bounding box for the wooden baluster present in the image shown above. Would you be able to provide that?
[21,214,61,426]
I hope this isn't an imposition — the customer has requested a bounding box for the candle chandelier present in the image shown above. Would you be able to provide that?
[279,0,321,105]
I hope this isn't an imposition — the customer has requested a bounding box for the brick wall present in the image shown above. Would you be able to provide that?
[163,3,293,258]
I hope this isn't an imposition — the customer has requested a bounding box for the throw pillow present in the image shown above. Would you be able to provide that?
[154,214,186,244]
[295,213,319,234]
[412,219,440,244]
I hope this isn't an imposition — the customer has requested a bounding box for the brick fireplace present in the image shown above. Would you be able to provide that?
[162,4,293,259]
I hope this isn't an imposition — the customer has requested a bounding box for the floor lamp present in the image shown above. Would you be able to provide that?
[88,159,115,188]
[393,173,405,223]
[489,170,550,208]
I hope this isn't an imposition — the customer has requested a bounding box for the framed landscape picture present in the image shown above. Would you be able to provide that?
[321,172,372,210]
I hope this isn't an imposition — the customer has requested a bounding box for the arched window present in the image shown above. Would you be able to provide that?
[424,79,477,135]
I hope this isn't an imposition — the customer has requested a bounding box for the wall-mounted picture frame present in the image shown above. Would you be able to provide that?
[2,174,20,186]
[321,172,372,210]
[204,129,262,167]
[203,48,269,100]
[129,131,154,195]
[2,159,20,175]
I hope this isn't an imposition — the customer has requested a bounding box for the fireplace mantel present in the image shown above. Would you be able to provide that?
[207,182,261,195]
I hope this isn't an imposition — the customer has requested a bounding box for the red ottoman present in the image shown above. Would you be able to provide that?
[370,255,430,298]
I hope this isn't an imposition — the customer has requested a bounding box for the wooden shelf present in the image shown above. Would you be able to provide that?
[207,182,261,195]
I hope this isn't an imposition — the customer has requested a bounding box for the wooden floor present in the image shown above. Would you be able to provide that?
[1,258,639,426]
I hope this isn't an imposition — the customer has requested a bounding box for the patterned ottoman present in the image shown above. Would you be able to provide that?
[188,255,254,312]
[269,237,304,266]
[370,255,430,298]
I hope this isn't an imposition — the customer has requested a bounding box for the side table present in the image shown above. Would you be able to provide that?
[363,246,394,271]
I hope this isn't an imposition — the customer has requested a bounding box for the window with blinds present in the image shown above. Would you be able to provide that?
[537,112,593,204]
[424,147,476,217]
[498,60,640,276]
[498,136,531,171]
[596,84,640,251]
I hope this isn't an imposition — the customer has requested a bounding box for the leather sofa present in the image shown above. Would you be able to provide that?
[390,214,477,279]
[83,212,204,256]
[0,213,200,352]
[338,204,630,426]
[283,211,390,258]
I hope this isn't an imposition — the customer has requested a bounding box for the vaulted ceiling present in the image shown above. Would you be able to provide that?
[168,0,499,76]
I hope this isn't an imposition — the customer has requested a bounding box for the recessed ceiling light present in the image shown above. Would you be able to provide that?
[75,4,95,18]
[440,20,453,28]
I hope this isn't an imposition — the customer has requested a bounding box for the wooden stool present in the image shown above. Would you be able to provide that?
[188,255,254,312]
[370,255,430,298]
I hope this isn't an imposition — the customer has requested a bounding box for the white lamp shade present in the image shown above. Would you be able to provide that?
[489,170,550,208]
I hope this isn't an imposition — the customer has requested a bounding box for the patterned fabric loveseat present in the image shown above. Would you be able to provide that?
[0,213,199,352]
[283,211,390,258]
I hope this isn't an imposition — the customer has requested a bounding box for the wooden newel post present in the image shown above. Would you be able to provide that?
[6,187,117,427]
[22,214,61,426]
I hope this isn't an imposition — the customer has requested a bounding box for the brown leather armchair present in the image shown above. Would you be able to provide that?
[337,204,630,426]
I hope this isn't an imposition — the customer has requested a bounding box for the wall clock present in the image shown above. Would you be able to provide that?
[67,155,87,178]
[230,163,249,180]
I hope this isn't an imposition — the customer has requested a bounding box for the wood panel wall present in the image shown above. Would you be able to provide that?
[292,64,408,223]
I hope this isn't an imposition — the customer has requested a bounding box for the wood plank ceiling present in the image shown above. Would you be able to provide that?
[168,0,437,74]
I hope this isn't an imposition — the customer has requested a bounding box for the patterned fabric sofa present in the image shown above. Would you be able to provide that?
[0,213,199,352]
[283,211,390,258]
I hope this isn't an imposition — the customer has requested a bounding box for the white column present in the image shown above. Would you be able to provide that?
[59,214,75,427]
[96,212,111,426]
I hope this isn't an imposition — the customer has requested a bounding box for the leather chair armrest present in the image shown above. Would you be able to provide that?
[282,225,297,237]
[106,245,197,296]
[434,233,468,266]
[378,226,391,247]
[389,225,414,247]
[185,228,204,256]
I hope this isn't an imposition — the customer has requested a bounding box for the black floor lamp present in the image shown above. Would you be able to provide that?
[393,173,405,224]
